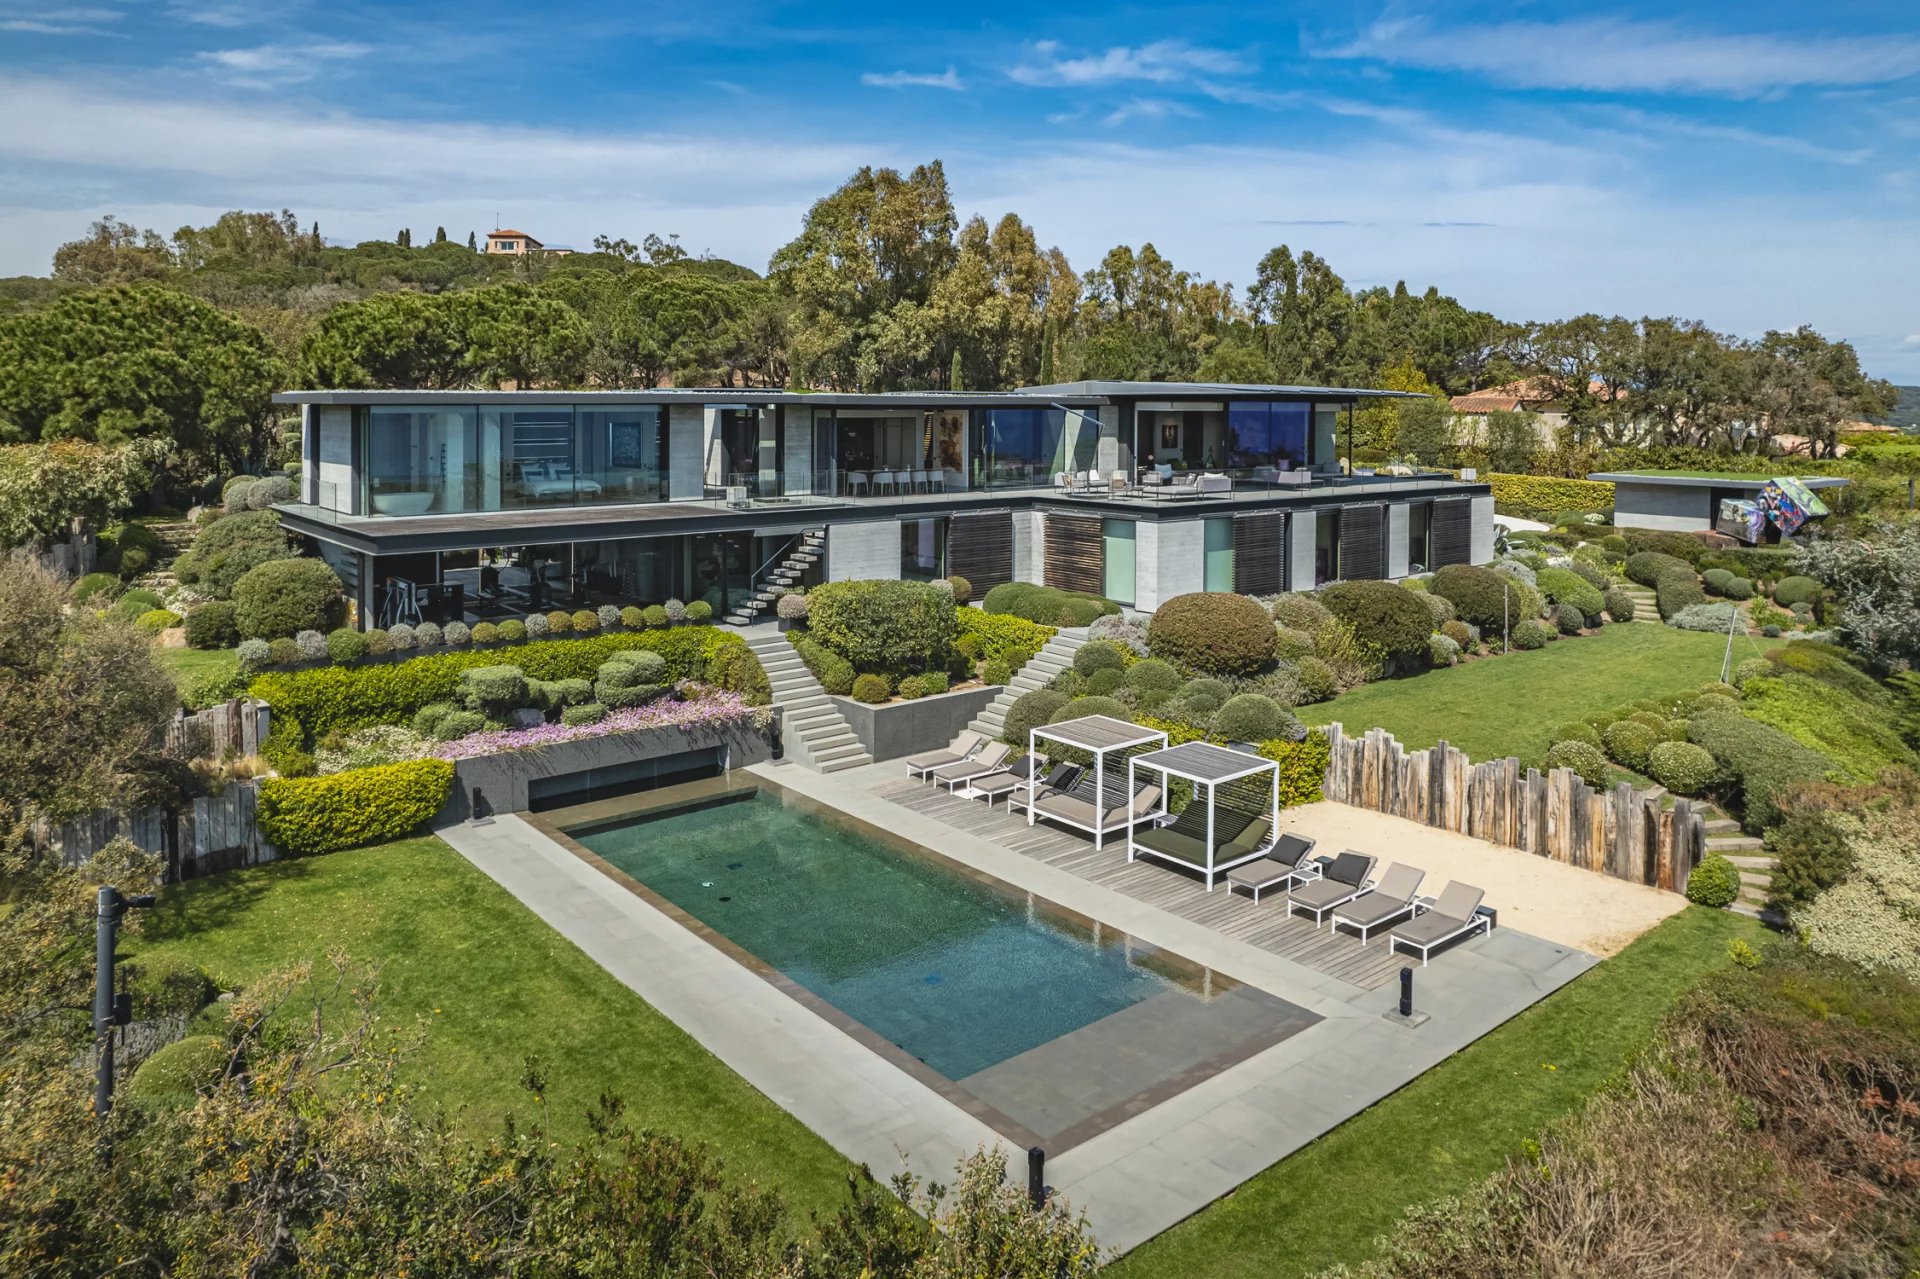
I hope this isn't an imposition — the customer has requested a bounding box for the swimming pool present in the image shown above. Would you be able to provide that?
[556,779,1317,1147]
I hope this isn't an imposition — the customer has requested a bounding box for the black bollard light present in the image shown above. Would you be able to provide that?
[1399,966,1414,1019]
[1027,1145,1045,1209]
[471,786,490,821]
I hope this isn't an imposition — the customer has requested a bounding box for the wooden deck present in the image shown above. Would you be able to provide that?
[873,779,1415,990]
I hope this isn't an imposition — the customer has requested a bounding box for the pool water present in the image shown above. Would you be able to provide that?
[574,789,1177,1080]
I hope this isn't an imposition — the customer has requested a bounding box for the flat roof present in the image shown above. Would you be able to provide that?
[1131,741,1277,784]
[273,380,1407,408]
[1032,715,1166,752]
[1589,471,1850,489]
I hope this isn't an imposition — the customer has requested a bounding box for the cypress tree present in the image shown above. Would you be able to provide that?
[467,230,477,251]
[949,349,965,392]
[434,226,447,243]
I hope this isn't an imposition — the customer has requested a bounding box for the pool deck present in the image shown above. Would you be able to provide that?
[440,759,1599,1257]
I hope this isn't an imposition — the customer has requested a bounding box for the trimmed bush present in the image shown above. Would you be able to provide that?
[851,673,890,704]
[267,637,299,666]
[776,592,809,621]
[641,605,669,628]
[1684,853,1741,907]
[173,509,299,599]
[686,600,713,623]
[232,558,345,640]
[1668,602,1737,632]
[412,701,457,736]
[980,581,1118,627]
[1272,629,1317,661]
[1654,572,1706,621]
[1553,721,1601,748]
[1148,593,1277,677]
[1431,563,1541,632]
[1552,603,1584,635]
[1603,720,1661,771]
[1213,693,1290,742]
[1429,632,1460,666]
[809,580,957,679]
[1647,740,1716,795]
[543,610,571,636]
[1289,656,1338,702]
[524,613,550,640]
[1721,576,1753,600]
[981,658,1013,686]
[619,605,645,629]
[1702,567,1735,594]
[1536,566,1606,620]
[72,571,121,603]
[1051,694,1128,724]
[1621,528,1705,563]
[1603,588,1636,623]
[321,627,367,663]
[705,645,770,705]
[1419,592,1455,627]
[560,702,608,726]
[134,607,181,635]
[790,635,855,696]
[1771,575,1821,607]
[1123,658,1182,693]
[1083,667,1123,696]
[127,1036,230,1105]
[1002,689,1069,746]
[1545,739,1609,788]
[497,619,526,643]
[235,638,271,672]
[596,604,621,632]
[1319,581,1434,669]
[1625,551,1693,588]
[1510,619,1553,650]
[256,758,455,855]
[471,621,500,645]
[443,620,471,647]
[1072,639,1128,676]
[945,575,972,604]
[1440,619,1473,650]
[292,629,326,662]
[1688,707,1831,832]
[1269,593,1335,632]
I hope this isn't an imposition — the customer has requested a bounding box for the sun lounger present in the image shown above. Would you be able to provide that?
[1286,851,1377,926]
[1223,833,1318,903]
[1009,762,1084,815]
[905,730,984,778]
[1389,882,1489,965]
[1131,804,1263,868]
[965,757,1037,808]
[1031,783,1164,836]
[1329,862,1426,943]
[929,741,1012,791]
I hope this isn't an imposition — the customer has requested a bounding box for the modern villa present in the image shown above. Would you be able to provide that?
[273,381,1496,630]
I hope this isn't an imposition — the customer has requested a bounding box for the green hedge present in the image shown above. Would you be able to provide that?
[979,581,1119,627]
[1480,473,1614,516]
[1148,592,1277,676]
[250,628,747,764]
[1318,581,1434,667]
[1687,707,1831,832]
[257,758,454,855]
[954,606,1055,668]
[807,580,957,678]
[1535,566,1606,618]
[1134,717,1331,809]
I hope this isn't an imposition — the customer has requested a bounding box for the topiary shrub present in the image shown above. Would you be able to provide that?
[1148,593,1277,677]
[1625,551,1693,588]
[1720,576,1753,600]
[1002,689,1069,746]
[1622,528,1705,564]
[135,608,182,635]
[124,954,216,1020]
[1051,694,1128,724]
[443,621,471,647]
[641,605,669,628]
[524,613,549,640]
[619,605,645,629]
[412,701,457,736]
[561,702,608,726]
[1602,720,1660,771]
[851,673,890,704]
[980,582,1118,627]
[1123,658,1182,693]
[173,509,297,599]
[597,604,621,632]
[456,664,530,719]
[72,571,122,604]
[1764,574,1814,607]
[1603,588,1636,623]
[235,637,271,672]
[1427,632,1460,667]
[127,1035,230,1105]
[981,657,1013,686]
[686,600,713,623]
[257,758,455,854]
[1083,667,1123,696]
[1552,603,1585,635]
[1269,593,1335,632]
[1319,581,1435,671]
[232,558,345,640]
[1213,693,1290,742]
[567,609,597,635]
[1535,566,1606,620]
[1419,592,1455,627]
[1545,739,1609,788]
[1554,721,1601,747]
[1439,619,1473,650]
[1668,602,1737,632]
[945,575,972,605]
[1647,740,1716,794]
[1272,629,1317,662]
[1288,656,1338,702]
[810,580,958,680]
[1654,571,1706,621]
[497,619,527,643]
[1431,563,1541,632]
[1073,639,1128,676]
[1510,619,1553,650]
[1702,567,1734,594]
[1688,707,1831,832]
[267,637,299,666]
[291,629,326,662]
[1684,853,1741,907]
[791,635,855,696]
[388,623,417,652]
[543,610,571,636]
[776,592,809,621]
[470,621,500,645]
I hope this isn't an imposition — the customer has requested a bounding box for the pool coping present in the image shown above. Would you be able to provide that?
[527,773,1319,1153]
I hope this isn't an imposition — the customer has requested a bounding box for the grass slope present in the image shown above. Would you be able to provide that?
[127,836,853,1215]
[1299,623,1729,766]
[1108,907,1765,1279]
[158,644,238,692]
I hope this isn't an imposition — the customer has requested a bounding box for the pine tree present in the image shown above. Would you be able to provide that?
[434,226,447,243]
[467,231,477,251]
[949,349,965,392]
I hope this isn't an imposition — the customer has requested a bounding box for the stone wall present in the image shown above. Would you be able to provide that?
[832,685,1002,763]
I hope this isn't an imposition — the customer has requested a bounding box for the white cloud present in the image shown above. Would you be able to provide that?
[1102,98,1198,126]
[1,5,122,35]
[860,66,964,91]
[168,1,271,27]
[1008,40,1245,88]
[199,41,371,82]
[1903,334,1920,349]
[1321,18,1920,96]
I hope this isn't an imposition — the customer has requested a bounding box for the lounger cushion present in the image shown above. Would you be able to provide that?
[929,744,1010,782]
[1337,892,1418,928]
[1430,881,1486,923]
[1134,825,1208,863]
[1225,857,1296,889]
[1034,793,1098,826]
[1270,833,1315,866]
[1219,816,1272,860]
[1324,851,1374,887]
[1289,876,1363,911]
[1391,911,1475,949]
[906,731,981,769]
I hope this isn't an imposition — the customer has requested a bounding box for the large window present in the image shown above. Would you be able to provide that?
[1226,401,1311,472]
[1204,518,1235,591]
[901,517,947,581]
[576,408,666,505]
[1407,502,1432,574]
[365,406,478,516]
[481,407,577,510]
[976,408,1091,488]
[1102,518,1136,605]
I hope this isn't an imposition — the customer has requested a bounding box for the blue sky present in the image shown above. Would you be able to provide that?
[3,0,1917,380]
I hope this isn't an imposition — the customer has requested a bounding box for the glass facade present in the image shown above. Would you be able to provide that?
[1226,401,1311,472]
[1204,518,1235,592]
[901,517,947,581]
[360,404,673,516]
[1407,502,1432,574]
[1102,518,1136,605]
[975,407,1091,488]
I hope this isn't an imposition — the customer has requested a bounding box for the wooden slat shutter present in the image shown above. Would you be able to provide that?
[1338,504,1386,580]
[947,511,1014,596]
[1233,511,1286,595]
[1044,512,1103,594]
[1431,497,1471,567]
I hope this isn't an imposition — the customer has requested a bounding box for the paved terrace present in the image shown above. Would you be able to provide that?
[442,759,1598,1256]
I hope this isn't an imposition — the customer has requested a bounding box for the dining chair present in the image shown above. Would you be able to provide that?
[848,471,868,496]
[928,470,947,493]
[913,468,931,493]
[873,471,896,496]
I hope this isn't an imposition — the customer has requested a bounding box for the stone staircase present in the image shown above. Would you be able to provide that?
[1704,815,1779,920]
[966,628,1089,744]
[1615,581,1659,622]
[132,519,199,595]
[744,630,871,773]
[725,528,825,627]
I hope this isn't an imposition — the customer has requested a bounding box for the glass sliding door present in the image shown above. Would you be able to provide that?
[976,407,1085,488]
[1226,401,1311,474]
[576,407,666,505]
[1102,518,1136,605]
[901,517,947,581]
[1204,518,1235,592]
[364,406,478,516]
[480,406,576,510]
[690,531,753,616]
[1406,502,1432,574]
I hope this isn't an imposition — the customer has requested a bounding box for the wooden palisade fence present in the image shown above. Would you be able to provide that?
[1321,723,1705,893]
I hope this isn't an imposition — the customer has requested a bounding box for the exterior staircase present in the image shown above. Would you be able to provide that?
[1615,581,1659,622]
[725,528,825,627]
[744,630,872,773]
[1704,815,1780,921]
[131,518,198,595]
[966,628,1089,744]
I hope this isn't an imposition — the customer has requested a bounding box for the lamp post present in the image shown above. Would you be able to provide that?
[94,885,156,1120]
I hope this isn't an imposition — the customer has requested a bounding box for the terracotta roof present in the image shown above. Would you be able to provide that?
[486,229,539,242]
[1451,377,1623,414]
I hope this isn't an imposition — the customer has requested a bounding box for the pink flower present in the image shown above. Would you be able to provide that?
[432,693,771,761]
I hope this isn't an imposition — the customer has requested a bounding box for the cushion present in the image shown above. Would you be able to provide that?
[1325,851,1372,887]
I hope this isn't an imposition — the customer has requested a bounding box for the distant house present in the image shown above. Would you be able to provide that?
[1450,378,1637,443]
[484,229,573,257]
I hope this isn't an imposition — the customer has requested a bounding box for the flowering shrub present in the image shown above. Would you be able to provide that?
[598,604,621,631]
[777,592,809,621]
[664,599,687,623]
[388,622,417,650]
[432,691,767,760]
[414,621,443,648]
[316,725,434,775]
[524,613,549,639]
[294,629,327,662]
[443,620,471,647]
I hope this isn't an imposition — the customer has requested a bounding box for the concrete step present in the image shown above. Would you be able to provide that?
[818,754,872,774]
[1703,817,1741,834]
[1737,870,1773,888]
[1724,854,1776,871]
[810,741,867,764]
[1708,834,1766,852]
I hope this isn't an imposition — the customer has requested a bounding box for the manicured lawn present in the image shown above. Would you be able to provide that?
[1299,623,1730,766]
[127,836,854,1215]
[157,644,238,692]
[1107,907,1766,1279]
